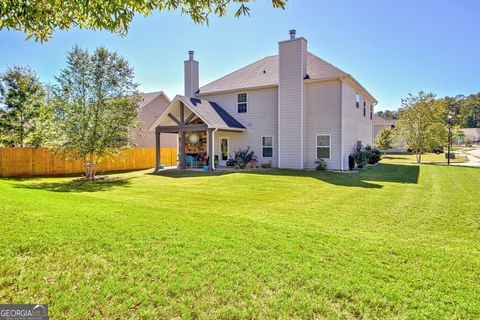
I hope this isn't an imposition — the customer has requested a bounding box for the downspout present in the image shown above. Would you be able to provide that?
[372,102,377,146]
[340,78,345,171]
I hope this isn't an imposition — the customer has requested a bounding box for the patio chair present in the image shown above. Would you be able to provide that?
[186,155,197,168]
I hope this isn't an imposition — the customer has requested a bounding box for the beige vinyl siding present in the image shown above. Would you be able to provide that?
[134,94,178,148]
[199,87,279,167]
[341,79,374,169]
[304,80,342,169]
[184,59,199,97]
[278,38,307,169]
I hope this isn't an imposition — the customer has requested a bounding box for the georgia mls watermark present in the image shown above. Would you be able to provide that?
[0,305,48,320]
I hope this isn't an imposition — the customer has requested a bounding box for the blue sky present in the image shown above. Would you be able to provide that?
[0,0,479,111]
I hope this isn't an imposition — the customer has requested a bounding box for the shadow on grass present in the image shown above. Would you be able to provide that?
[14,177,132,193]
[151,164,420,189]
[382,156,410,160]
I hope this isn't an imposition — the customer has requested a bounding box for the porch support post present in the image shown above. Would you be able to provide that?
[155,130,161,172]
[208,128,215,170]
[179,102,186,169]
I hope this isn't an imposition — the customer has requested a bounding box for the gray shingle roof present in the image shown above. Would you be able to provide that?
[140,91,166,108]
[198,52,348,94]
[149,95,245,131]
[185,97,245,130]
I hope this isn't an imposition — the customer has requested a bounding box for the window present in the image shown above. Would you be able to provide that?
[262,136,273,157]
[355,93,360,108]
[370,104,373,120]
[316,135,330,159]
[363,101,366,117]
[237,93,247,113]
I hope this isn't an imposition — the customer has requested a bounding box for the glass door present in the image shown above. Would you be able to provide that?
[219,137,229,166]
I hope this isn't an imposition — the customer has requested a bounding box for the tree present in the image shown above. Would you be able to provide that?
[395,91,448,163]
[439,93,480,128]
[0,66,46,147]
[375,128,393,154]
[54,46,141,179]
[460,93,480,128]
[31,84,59,147]
[0,0,287,42]
[0,108,7,146]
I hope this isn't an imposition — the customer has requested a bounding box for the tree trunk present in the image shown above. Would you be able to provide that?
[92,156,100,179]
[416,151,422,163]
[84,159,90,180]
[89,152,95,180]
[84,152,96,180]
[19,112,24,148]
[20,128,24,148]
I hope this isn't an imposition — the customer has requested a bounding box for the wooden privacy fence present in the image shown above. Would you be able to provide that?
[0,147,177,177]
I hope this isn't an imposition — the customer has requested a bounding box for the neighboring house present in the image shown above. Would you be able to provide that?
[133,91,177,148]
[373,114,397,138]
[373,115,404,152]
[150,30,377,170]
[460,128,480,143]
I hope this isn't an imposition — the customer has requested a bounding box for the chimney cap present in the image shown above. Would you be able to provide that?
[188,50,194,60]
[289,29,296,39]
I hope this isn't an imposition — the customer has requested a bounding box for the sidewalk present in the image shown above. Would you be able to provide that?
[453,146,480,167]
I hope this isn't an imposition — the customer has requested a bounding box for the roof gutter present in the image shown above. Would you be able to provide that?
[339,75,378,105]
[197,76,378,106]
[195,84,278,97]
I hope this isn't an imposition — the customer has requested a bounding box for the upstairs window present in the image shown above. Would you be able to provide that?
[370,104,373,120]
[355,93,360,108]
[316,135,331,159]
[363,101,366,117]
[262,136,273,158]
[237,93,247,113]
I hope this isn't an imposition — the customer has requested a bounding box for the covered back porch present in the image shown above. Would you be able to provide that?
[151,95,245,171]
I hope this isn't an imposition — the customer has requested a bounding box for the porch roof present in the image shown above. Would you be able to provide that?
[149,95,246,132]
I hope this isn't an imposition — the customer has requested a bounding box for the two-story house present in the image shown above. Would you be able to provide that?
[150,30,377,171]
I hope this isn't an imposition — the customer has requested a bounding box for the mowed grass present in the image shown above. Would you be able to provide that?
[0,162,479,319]
[382,152,467,164]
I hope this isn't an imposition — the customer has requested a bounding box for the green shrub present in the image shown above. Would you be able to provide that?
[365,145,381,164]
[233,146,255,169]
[315,159,327,171]
[348,155,355,170]
[352,143,369,168]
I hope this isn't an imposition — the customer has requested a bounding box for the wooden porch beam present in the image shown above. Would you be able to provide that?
[180,102,185,123]
[167,113,181,126]
[154,131,161,173]
[156,124,208,133]
[208,128,215,170]
[184,113,196,125]
[179,102,186,169]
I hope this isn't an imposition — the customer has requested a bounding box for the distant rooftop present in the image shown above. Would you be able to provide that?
[140,91,168,108]
[373,115,397,126]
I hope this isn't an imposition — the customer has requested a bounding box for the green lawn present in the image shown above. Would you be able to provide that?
[0,162,479,319]
[382,152,467,164]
